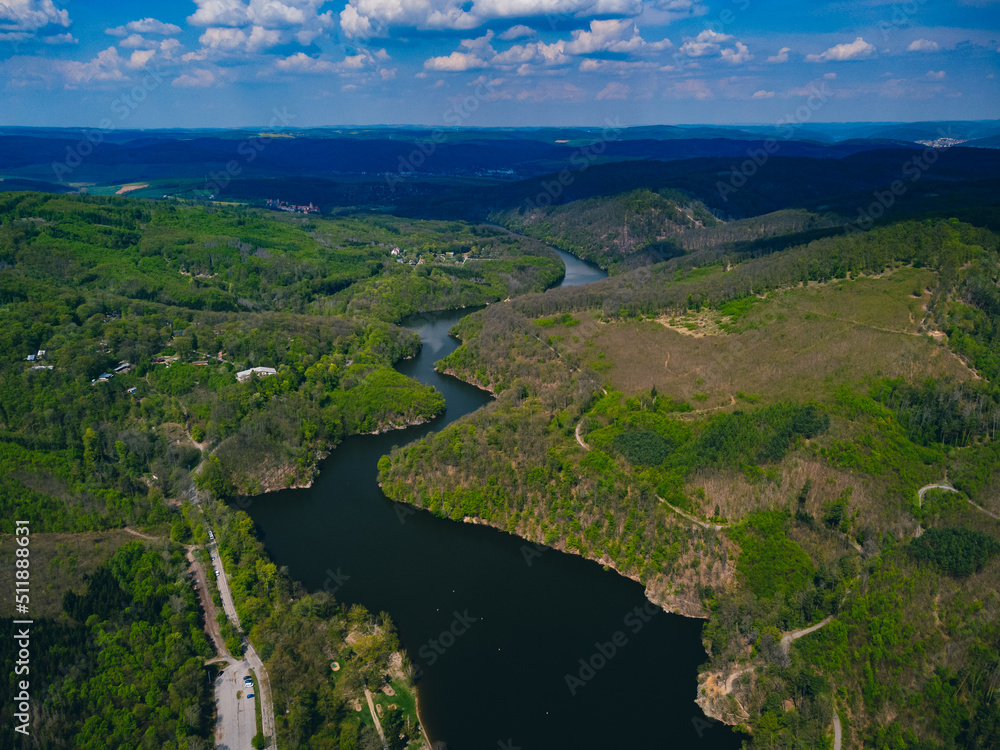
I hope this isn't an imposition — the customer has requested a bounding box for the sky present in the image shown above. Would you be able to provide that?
[1,0,998,128]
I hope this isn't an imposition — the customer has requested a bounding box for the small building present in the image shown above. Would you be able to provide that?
[192,360,209,366]
[236,366,278,383]
[114,361,132,373]
[36,350,46,359]
[98,372,114,382]
[391,247,401,256]
[25,354,35,362]
[127,387,138,394]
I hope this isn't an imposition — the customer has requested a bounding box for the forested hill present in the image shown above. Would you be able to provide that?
[380,212,1000,749]
[0,191,566,748]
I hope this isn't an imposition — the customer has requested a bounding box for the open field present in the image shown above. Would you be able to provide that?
[551,269,971,406]
[0,529,161,618]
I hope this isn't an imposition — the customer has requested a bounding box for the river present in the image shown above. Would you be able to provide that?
[243,248,740,749]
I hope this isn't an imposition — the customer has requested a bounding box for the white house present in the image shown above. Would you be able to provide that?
[236,366,278,383]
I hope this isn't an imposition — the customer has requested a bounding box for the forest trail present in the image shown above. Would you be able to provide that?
[575,420,590,450]
[658,497,727,531]
[365,687,387,746]
[781,615,835,654]
[917,483,999,520]
[833,707,843,750]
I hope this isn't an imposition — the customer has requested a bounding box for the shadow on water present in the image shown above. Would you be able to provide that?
[240,250,740,749]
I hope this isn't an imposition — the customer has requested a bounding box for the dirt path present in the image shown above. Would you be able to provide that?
[187,548,230,659]
[365,687,387,746]
[917,482,999,520]
[781,615,835,654]
[658,496,727,531]
[575,420,590,451]
[833,707,843,750]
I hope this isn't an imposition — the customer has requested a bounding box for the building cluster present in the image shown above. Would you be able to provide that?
[265,198,319,214]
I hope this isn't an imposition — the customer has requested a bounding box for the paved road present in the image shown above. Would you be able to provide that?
[210,539,276,746]
[215,661,257,750]
[917,483,958,506]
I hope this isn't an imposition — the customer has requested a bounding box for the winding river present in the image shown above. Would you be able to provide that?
[243,249,740,749]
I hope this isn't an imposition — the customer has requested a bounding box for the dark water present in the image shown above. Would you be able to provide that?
[242,251,740,750]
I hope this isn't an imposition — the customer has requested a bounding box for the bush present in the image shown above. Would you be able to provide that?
[612,429,671,466]
[908,527,1000,576]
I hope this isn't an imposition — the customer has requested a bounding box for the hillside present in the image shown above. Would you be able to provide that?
[379,215,1000,748]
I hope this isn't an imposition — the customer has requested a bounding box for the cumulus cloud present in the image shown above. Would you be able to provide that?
[679,29,731,57]
[340,0,644,39]
[925,69,945,80]
[805,36,875,62]
[751,89,774,98]
[198,25,284,52]
[0,0,70,33]
[59,46,126,85]
[172,68,216,87]
[720,40,751,64]
[596,81,629,99]
[907,38,940,52]
[499,24,535,41]
[106,18,181,37]
[275,52,338,73]
[767,46,790,63]
[188,0,333,28]
[425,19,670,73]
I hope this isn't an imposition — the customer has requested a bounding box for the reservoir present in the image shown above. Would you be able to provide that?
[243,249,740,749]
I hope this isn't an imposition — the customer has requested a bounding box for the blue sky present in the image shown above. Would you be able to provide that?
[1,0,998,127]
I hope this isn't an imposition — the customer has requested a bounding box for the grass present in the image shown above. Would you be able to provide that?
[0,530,152,618]
[248,668,264,741]
[559,268,970,406]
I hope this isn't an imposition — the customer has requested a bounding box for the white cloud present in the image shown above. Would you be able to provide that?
[339,0,644,39]
[275,52,338,73]
[119,34,158,49]
[823,71,836,79]
[59,46,126,85]
[424,50,490,71]
[720,40,751,64]
[106,18,181,37]
[41,32,75,44]
[565,19,670,55]
[126,49,156,69]
[172,68,216,87]
[767,46,790,63]
[499,24,535,40]
[596,81,629,99]
[907,38,940,52]
[0,0,70,32]
[925,69,945,80]
[198,25,284,52]
[751,89,774,98]
[679,29,731,57]
[805,36,875,62]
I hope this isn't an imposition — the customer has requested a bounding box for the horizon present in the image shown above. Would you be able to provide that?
[2,1,998,128]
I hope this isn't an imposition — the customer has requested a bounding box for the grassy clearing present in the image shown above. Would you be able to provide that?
[0,530,153,618]
[562,269,969,406]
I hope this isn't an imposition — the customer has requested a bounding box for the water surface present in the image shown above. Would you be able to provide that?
[242,251,740,749]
